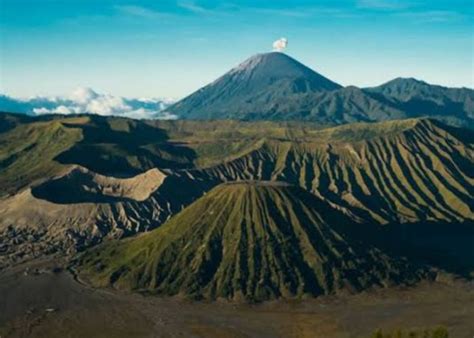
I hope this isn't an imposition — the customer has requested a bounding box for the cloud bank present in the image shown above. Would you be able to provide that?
[0,88,176,120]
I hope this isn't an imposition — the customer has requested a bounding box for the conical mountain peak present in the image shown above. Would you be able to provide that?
[166,52,342,120]
[225,52,341,91]
[228,52,337,88]
[76,181,424,301]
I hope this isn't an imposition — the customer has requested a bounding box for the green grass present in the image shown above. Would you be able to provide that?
[0,114,419,189]
[2,112,472,300]
[76,182,425,301]
[307,118,419,143]
[0,119,82,196]
[1,113,472,226]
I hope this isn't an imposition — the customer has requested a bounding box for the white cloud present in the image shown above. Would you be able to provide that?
[69,87,98,104]
[34,105,78,115]
[121,108,178,120]
[85,94,131,115]
[1,87,176,120]
[55,105,74,115]
[272,38,288,52]
[32,107,52,115]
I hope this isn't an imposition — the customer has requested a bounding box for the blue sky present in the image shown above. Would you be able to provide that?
[1,0,473,99]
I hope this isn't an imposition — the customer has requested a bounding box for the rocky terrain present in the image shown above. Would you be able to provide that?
[0,114,472,273]
[1,259,473,338]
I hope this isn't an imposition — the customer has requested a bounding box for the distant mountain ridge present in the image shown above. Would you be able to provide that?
[3,53,472,127]
[366,77,474,127]
[167,52,473,128]
[225,52,342,92]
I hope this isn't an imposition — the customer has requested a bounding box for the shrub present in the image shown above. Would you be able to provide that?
[432,326,449,338]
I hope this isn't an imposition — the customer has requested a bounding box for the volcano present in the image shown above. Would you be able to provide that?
[166,52,474,127]
[165,52,406,123]
[166,52,343,120]
[77,181,424,301]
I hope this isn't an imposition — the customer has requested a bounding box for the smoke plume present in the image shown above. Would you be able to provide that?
[272,37,288,52]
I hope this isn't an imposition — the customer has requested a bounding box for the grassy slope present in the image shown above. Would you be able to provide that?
[190,119,474,223]
[0,118,83,196]
[1,113,472,224]
[0,115,265,195]
[77,182,424,301]
[0,114,411,194]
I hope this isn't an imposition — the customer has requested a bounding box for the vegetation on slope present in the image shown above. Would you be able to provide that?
[1,113,472,226]
[366,77,474,129]
[0,113,419,195]
[1,114,472,269]
[189,119,474,224]
[0,117,82,196]
[77,182,425,301]
[55,117,197,176]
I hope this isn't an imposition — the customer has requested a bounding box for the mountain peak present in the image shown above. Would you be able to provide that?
[367,77,440,99]
[231,52,287,72]
[166,52,342,119]
[383,77,429,87]
[76,181,424,301]
[225,52,341,91]
[236,51,297,66]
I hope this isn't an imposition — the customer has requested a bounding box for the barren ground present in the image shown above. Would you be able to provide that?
[0,259,473,338]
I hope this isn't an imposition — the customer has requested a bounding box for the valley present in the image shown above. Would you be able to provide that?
[1,259,473,338]
[1,115,472,270]
[0,112,473,336]
[2,2,473,336]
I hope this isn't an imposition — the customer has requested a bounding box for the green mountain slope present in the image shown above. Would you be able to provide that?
[76,182,425,301]
[365,78,474,128]
[1,115,472,227]
[188,119,474,224]
[0,114,472,270]
[0,116,83,196]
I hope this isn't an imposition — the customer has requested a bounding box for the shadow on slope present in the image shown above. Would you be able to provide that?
[76,182,427,302]
[56,116,197,176]
[376,221,474,278]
